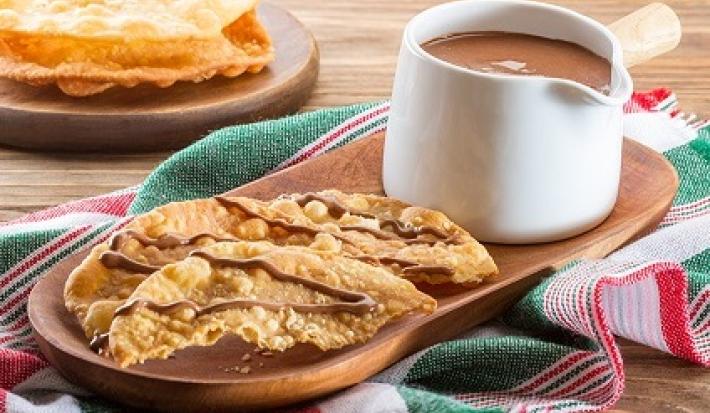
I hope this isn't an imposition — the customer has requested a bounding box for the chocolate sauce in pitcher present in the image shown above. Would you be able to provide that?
[421,31,612,94]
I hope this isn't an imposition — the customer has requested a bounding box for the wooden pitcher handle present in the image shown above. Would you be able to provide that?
[608,3,681,68]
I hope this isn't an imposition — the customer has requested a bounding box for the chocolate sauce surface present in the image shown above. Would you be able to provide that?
[421,31,611,94]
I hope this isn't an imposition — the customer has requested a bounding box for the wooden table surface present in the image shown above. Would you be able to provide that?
[1,0,708,410]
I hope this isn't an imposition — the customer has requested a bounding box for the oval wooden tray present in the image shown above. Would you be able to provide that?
[28,132,678,411]
[0,2,318,152]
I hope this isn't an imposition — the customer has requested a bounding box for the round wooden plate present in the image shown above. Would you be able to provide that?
[0,2,318,152]
[28,134,678,412]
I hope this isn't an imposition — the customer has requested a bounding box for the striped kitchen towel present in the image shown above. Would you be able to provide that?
[1,88,708,412]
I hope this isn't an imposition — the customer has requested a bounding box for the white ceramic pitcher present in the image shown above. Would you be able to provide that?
[383,1,680,243]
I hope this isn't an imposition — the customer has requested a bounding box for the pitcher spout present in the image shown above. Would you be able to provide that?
[553,61,633,106]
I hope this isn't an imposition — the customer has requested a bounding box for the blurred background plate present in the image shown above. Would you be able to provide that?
[0,2,319,152]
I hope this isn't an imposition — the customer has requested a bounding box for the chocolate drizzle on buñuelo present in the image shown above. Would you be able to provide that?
[92,250,379,353]
[216,196,323,237]
[89,333,109,354]
[215,196,358,245]
[100,250,161,274]
[218,194,459,245]
[98,194,462,275]
[109,229,237,251]
[350,255,455,276]
[114,249,377,318]
[100,229,241,274]
[89,193,460,352]
[291,192,370,219]
[291,192,450,240]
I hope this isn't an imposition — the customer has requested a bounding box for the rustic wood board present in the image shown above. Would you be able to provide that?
[28,132,678,411]
[0,2,318,153]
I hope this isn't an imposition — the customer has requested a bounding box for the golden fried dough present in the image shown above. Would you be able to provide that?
[0,9,274,96]
[122,191,497,285]
[0,0,258,41]
[64,198,243,338]
[63,244,146,338]
[66,191,496,334]
[65,191,497,367]
[108,241,436,367]
[219,191,499,284]
[63,194,347,340]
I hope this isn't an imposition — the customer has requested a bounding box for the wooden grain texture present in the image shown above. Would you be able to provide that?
[609,3,682,67]
[0,2,319,152]
[29,132,677,411]
[4,0,710,410]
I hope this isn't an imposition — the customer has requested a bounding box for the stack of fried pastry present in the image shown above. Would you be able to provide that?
[0,0,274,96]
[64,190,497,367]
